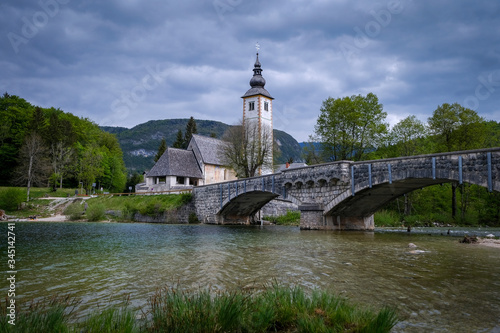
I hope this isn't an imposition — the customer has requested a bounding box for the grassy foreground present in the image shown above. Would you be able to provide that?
[0,285,398,333]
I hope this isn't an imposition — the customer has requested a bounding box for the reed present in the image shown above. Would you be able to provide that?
[0,285,398,333]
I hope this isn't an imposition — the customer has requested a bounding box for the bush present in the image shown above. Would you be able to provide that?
[86,203,106,222]
[374,210,401,227]
[64,202,84,221]
[188,212,199,224]
[0,187,26,211]
[264,210,301,226]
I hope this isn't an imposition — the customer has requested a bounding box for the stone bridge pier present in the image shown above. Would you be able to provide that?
[193,148,500,231]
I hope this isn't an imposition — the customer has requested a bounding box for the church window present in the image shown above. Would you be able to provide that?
[264,101,269,111]
[249,101,255,111]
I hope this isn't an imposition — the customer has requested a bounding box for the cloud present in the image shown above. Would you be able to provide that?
[1,0,500,142]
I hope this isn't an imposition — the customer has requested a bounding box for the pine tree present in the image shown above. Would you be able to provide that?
[173,130,184,148]
[183,116,198,148]
[154,138,167,162]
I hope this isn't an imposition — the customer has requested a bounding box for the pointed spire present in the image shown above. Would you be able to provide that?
[242,49,273,99]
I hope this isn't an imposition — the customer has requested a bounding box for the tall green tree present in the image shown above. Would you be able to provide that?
[390,115,429,157]
[428,103,488,219]
[183,116,198,148]
[428,103,486,152]
[315,93,388,161]
[155,138,167,162]
[173,129,184,149]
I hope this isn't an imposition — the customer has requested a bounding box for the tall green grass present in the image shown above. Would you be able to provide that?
[0,285,398,333]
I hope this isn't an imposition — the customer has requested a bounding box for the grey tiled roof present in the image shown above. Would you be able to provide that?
[190,134,227,166]
[241,87,273,99]
[277,162,308,172]
[147,148,203,178]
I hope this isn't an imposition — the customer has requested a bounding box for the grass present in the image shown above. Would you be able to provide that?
[86,192,192,220]
[0,285,398,333]
[264,210,301,226]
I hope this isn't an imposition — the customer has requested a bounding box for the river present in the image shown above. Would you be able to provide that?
[1,222,500,332]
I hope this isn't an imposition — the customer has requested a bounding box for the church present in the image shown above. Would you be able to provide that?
[138,50,274,192]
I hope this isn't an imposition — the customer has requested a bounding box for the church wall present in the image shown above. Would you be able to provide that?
[204,164,237,185]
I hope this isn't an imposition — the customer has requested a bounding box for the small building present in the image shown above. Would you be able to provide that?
[140,135,237,192]
[188,134,237,185]
[143,147,202,191]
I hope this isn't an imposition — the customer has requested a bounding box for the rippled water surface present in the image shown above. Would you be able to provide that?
[1,222,500,332]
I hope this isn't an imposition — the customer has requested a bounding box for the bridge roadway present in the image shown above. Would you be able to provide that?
[192,148,500,230]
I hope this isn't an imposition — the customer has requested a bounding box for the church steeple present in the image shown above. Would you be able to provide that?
[242,52,273,99]
[241,44,274,175]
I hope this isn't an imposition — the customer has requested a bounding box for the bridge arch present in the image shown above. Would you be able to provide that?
[217,190,279,224]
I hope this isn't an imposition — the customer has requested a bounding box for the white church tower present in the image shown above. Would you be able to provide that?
[241,46,274,175]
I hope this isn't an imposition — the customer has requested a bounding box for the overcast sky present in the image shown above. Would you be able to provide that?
[2,0,500,142]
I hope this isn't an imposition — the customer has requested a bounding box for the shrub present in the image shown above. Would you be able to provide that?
[264,210,301,226]
[86,203,106,222]
[63,202,84,220]
[374,210,401,227]
[188,212,199,224]
[0,187,26,211]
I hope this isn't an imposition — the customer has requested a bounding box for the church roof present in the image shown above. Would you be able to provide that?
[147,147,203,178]
[189,134,227,166]
[242,53,274,99]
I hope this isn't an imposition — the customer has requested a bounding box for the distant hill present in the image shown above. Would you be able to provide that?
[101,119,304,173]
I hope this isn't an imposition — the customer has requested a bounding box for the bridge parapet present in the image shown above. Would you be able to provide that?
[192,148,500,229]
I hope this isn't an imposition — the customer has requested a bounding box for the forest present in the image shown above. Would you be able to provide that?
[0,93,127,195]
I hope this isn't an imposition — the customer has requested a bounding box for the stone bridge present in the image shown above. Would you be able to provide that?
[192,148,500,230]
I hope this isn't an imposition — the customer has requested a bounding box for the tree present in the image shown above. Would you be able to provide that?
[220,120,273,178]
[428,103,487,219]
[390,115,428,157]
[183,116,198,148]
[315,93,388,161]
[155,138,167,162]
[78,145,104,194]
[14,132,49,201]
[173,130,184,148]
[428,103,486,152]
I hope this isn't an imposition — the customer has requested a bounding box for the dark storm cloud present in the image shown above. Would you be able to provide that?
[1,0,499,141]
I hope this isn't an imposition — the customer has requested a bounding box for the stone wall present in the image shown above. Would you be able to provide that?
[133,201,196,224]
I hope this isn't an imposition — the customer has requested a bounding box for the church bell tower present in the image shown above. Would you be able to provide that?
[241,45,274,175]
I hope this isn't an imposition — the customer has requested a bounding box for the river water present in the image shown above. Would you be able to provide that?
[1,222,500,332]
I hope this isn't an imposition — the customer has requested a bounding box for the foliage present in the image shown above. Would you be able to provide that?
[0,285,398,333]
[183,116,198,148]
[85,192,193,219]
[154,138,167,162]
[64,202,84,221]
[148,284,398,333]
[86,203,106,222]
[428,103,487,152]
[172,129,184,149]
[0,295,79,333]
[188,212,199,224]
[0,187,26,211]
[315,93,388,161]
[0,93,127,193]
[374,210,402,227]
[264,210,301,226]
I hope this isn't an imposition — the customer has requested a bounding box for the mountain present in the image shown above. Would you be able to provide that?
[101,119,304,173]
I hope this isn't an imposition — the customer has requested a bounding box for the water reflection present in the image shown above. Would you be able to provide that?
[1,222,499,332]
